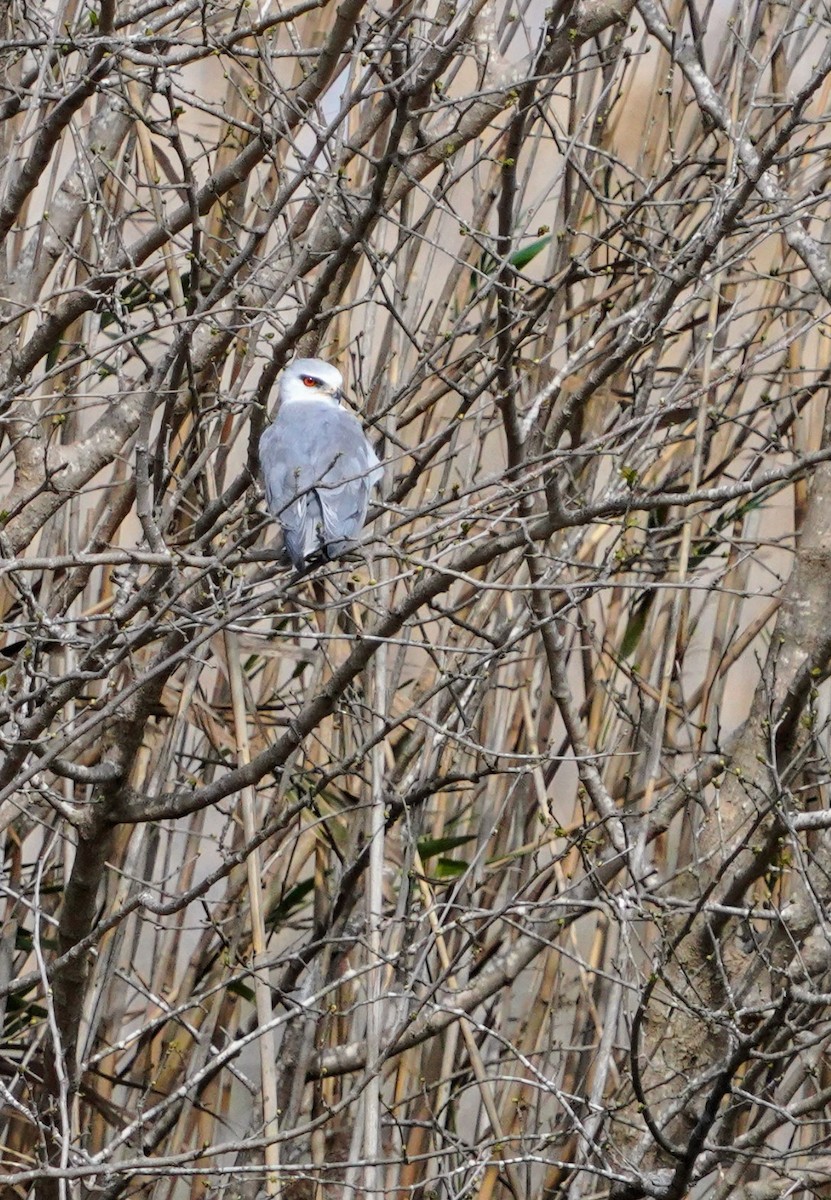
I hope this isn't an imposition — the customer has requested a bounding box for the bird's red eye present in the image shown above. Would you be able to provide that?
[301,376,318,387]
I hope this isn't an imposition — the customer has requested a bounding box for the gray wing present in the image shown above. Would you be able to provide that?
[314,424,382,557]
[259,401,381,568]
[259,419,313,568]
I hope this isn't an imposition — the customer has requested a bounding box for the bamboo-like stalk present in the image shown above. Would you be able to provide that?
[3,4,831,1199]
[363,552,389,1198]
[412,851,525,1200]
[225,630,282,1198]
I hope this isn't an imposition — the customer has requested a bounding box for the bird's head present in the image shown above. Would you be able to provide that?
[279,358,345,406]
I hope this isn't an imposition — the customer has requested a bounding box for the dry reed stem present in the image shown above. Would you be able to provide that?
[226,629,282,1196]
[1,2,831,1199]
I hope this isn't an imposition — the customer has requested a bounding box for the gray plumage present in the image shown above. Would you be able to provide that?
[259,358,383,571]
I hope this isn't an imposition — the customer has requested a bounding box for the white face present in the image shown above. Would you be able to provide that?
[279,358,344,405]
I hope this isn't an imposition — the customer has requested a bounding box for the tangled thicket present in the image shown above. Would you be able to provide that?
[3,1,831,1198]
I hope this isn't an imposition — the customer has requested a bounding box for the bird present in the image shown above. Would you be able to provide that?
[258,358,383,572]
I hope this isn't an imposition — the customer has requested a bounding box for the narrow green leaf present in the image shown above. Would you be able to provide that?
[227,980,256,1002]
[418,834,477,860]
[621,592,654,659]
[266,876,316,926]
[433,857,469,879]
[508,233,553,270]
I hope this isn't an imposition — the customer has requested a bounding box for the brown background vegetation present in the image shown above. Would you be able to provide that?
[2,1,831,1198]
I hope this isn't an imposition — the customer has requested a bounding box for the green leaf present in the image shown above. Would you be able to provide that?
[266,877,315,926]
[508,233,553,271]
[418,834,476,861]
[621,592,654,659]
[433,857,469,879]
[227,979,255,1002]
[7,994,47,1019]
[474,233,554,292]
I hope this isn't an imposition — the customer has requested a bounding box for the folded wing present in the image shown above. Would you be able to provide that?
[259,400,382,570]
